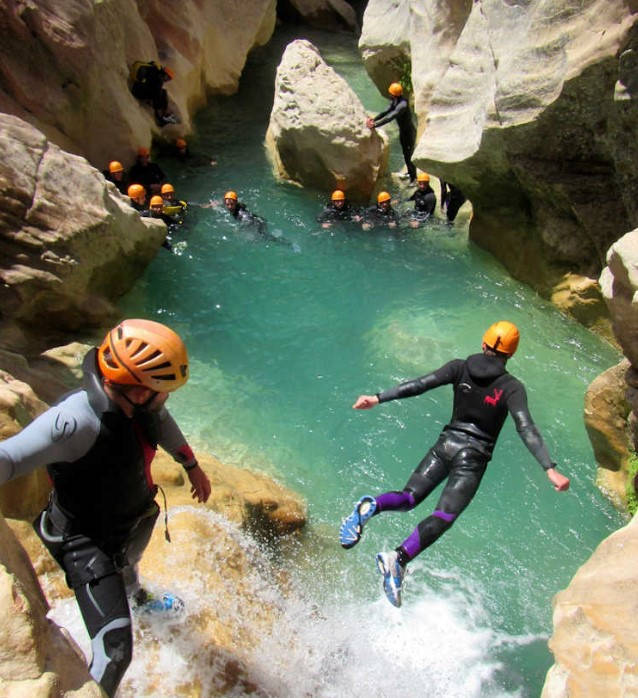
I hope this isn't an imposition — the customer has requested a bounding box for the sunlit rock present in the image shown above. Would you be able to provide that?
[0,511,100,696]
[0,113,165,343]
[542,513,638,698]
[0,0,277,167]
[0,371,51,519]
[600,228,638,368]
[584,360,632,510]
[550,273,614,341]
[360,0,638,303]
[265,39,389,201]
[153,449,307,536]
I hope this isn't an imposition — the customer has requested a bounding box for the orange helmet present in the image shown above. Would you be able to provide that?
[388,82,403,97]
[149,195,164,207]
[161,183,175,195]
[163,66,174,80]
[175,138,187,149]
[417,172,430,183]
[377,191,391,203]
[98,319,189,392]
[331,190,346,201]
[224,190,238,201]
[483,321,520,356]
[137,146,150,157]
[127,183,146,201]
[108,161,124,174]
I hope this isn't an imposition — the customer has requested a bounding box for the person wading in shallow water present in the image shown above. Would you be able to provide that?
[339,321,570,607]
[0,319,211,696]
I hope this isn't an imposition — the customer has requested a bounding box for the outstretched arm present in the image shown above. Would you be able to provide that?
[509,386,570,491]
[353,360,463,409]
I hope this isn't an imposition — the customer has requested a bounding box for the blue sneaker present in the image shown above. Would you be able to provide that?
[339,495,377,549]
[376,551,406,607]
[132,589,184,615]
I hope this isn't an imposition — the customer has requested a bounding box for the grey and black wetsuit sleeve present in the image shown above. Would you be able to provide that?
[0,391,196,485]
[373,98,409,127]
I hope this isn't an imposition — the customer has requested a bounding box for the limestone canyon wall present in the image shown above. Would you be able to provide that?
[360,0,638,326]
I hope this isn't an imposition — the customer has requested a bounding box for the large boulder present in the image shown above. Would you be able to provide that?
[600,228,638,369]
[542,513,638,698]
[0,0,276,168]
[0,113,166,345]
[360,0,638,310]
[0,511,100,697]
[584,360,632,510]
[265,39,389,201]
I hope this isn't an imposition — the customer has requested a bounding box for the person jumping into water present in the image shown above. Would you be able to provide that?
[339,321,570,607]
[0,319,211,696]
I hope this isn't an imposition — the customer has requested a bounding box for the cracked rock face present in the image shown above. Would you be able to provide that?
[360,0,638,298]
[265,39,388,201]
[0,113,165,343]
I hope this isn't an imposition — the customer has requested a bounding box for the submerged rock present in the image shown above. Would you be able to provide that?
[265,39,388,201]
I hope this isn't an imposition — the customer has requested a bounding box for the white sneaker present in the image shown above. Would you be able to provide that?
[376,551,405,607]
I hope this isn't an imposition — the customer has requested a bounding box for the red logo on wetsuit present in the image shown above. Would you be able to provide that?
[484,388,503,406]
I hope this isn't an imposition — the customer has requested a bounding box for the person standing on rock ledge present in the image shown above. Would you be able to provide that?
[367,82,417,183]
[339,321,570,608]
[0,319,211,697]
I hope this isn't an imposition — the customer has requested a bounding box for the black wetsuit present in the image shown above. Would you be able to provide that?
[127,161,166,193]
[408,185,436,220]
[363,204,400,228]
[317,201,359,224]
[373,353,554,564]
[103,171,129,195]
[440,180,467,222]
[130,62,168,115]
[0,350,197,696]
[372,96,417,181]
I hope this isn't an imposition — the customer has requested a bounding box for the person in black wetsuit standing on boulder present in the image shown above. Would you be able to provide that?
[367,82,417,183]
[339,321,570,607]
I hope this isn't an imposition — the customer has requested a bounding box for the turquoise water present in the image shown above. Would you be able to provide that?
[118,27,623,697]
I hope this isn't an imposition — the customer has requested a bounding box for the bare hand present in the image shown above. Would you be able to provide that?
[547,468,570,492]
[188,464,211,502]
[353,394,379,410]
[366,117,375,129]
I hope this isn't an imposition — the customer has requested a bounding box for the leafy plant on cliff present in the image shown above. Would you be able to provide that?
[627,452,638,516]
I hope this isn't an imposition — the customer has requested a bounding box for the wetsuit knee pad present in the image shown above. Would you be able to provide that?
[89,617,133,697]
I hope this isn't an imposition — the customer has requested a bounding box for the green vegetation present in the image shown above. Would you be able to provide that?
[394,55,413,96]
[627,452,638,515]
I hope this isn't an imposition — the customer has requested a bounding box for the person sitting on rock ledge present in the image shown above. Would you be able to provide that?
[0,318,211,697]
[362,191,400,230]
[130,60,179,127]
[316,189,362,229]
[127,147,166,196]
[103,160,128,195]
[406,172,436,228]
